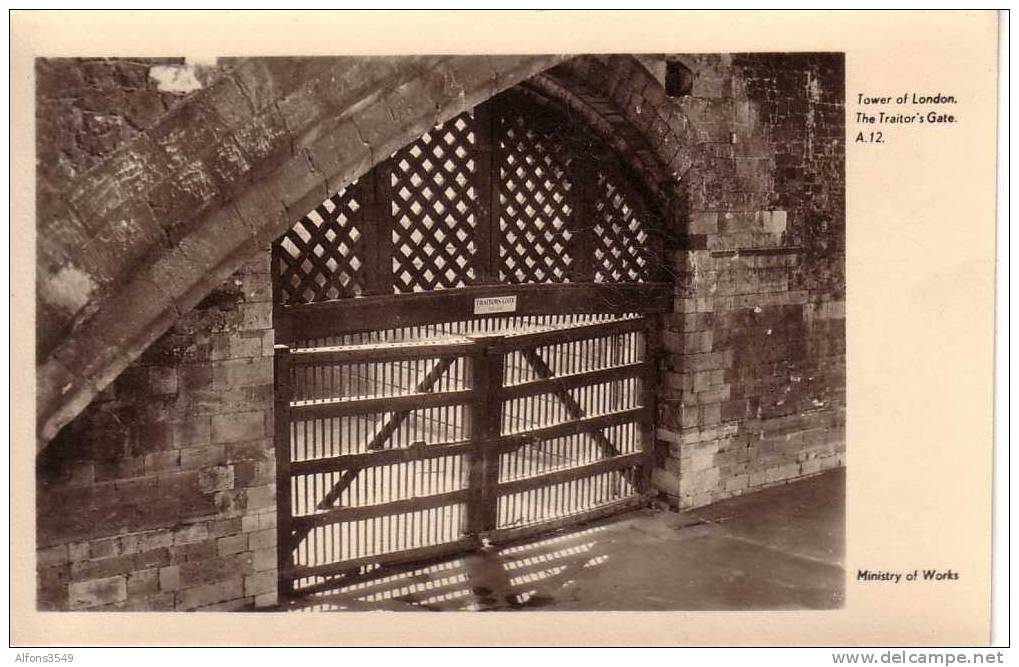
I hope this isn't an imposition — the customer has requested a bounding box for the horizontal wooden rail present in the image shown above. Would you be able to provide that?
[488,495,646,545]
[290,440,473,476]
[495,406,651,453]
[291,488,472,530]
[496,452,645,496]
[289,342,474,365]
[290,388,474,419]
[284,538,476,584]
[489,315,649,353]
[277,282,671,342]
[498,362,649,401]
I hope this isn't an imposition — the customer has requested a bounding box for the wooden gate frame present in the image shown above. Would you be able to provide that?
[269,88,675,598]
[273,301,666,598]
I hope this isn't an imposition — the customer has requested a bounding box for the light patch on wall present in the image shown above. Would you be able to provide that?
[40,264,97,315]
[763,210,788,236]
[148,62,205,94]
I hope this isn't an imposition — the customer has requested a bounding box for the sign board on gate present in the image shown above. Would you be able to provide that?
[473,295,517,315]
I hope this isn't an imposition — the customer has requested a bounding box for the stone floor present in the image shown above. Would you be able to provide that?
[289,469,845,611]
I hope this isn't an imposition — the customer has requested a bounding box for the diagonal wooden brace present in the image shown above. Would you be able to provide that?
[518,348,621,459]
[518,348,640,490]
[288,356,458,551]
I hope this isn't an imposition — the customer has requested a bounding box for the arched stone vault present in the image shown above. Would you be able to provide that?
[527,55,700,246]
[37,54,698,449]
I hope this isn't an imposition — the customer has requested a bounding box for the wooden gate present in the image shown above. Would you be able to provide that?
[270,85,673,598]
[275,313,658,597]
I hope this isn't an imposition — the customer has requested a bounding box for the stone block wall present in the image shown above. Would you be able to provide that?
[651,53,846,509]
[36,254,277,610]
[34,57,222,359]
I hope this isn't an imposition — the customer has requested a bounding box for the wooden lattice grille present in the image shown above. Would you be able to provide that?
[593,173,652,283]
[276,185,366,305]
[390,113,480,293]
[496,108,575,284]
[273,89,663,306]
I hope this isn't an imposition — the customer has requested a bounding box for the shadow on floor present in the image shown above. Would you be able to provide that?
[286,469,845,611]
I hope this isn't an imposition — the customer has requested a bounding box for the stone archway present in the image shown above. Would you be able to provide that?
[37,54,708,449]
[36,55,570,447]
[33,52,848,613]
[35,54,695,612]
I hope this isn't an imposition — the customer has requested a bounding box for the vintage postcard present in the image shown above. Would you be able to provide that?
[10,10,1000,647]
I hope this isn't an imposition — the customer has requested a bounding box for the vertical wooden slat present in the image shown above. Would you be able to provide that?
[487,105,504,283]
[466,336,503,536]
[274,345,294,598]
[466,342,487,536]
[270,240,284,309]
[570,159,597,283]
[637,316,658,496]
[358,176,379,296]
[481,345,510,528]
[365,164,395,296]
[271,239,295,345]
[472,101,496,285]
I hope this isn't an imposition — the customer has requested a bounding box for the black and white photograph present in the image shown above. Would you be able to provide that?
[32,50,847,614]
